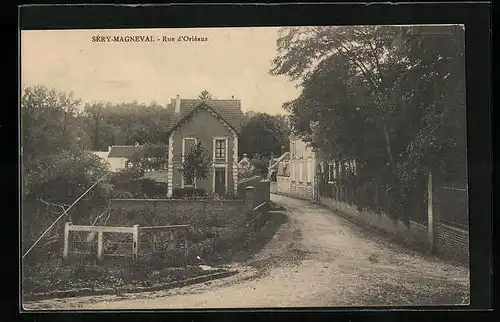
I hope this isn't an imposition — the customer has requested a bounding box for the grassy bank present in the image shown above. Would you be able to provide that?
[22,207,288,297]
[22,259,218,296]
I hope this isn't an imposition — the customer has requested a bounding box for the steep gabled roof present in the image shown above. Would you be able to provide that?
[238,156,251,166]
[107,145,142,158]
[166,98,243,134]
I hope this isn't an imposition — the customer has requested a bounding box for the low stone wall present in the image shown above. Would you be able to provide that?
[238,175,263,190]
[109,198,246,223]
[109,179,271,223]
[274,181,314,202]
[290,183,314,201]
[276,176,290,194]
[254,179,270,205]
[319,197,430,250]
[435,222,469,264]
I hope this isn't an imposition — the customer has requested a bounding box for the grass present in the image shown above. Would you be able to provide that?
[22,258,215,296]
[368,253,380,264]
[22,208,287,297]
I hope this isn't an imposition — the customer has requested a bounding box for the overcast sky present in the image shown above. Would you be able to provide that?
[21,27,300,115]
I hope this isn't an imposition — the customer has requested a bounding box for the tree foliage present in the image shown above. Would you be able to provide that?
[271,26,466,224]
[199,90,212,100]
[239,112,290,159]
[82,101,170,151]
[178,141,212,188]
[128,143,169,172]
[21,86,111,252]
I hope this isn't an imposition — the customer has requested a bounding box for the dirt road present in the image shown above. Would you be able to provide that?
[24,194,469,310]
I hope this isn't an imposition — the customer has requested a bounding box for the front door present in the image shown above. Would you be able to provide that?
[214,168,226,196]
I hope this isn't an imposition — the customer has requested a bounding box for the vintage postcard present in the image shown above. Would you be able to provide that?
[21,25,469,310]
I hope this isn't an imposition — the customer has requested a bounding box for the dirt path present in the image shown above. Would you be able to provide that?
[23,194,469,310]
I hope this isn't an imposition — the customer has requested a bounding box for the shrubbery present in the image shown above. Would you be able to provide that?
[172,187,207,199]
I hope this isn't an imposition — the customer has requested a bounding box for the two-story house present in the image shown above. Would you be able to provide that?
[165,95,243,198]
[288,134,318,201]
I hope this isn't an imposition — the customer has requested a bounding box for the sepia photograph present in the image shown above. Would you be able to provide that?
[21,25,470,310]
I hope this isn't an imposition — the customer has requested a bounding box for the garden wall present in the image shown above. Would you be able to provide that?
[108,179,271,224]
[435,222,469,264]
[105,179,271,263]
[276,176,290,194]
[109,198,245,222]
[319,197,430,250]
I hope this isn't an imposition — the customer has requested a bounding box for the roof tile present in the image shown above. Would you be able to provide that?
[166,98,243,133]
[107,146,142,158]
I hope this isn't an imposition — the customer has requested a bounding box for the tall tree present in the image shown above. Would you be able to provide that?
[239,112,290,159]
[21,86,110,249]
[82,101,170,150]
[271,26,408,172]
[178,141,212,191]
[128,143,169,172]
[271,25,466,223]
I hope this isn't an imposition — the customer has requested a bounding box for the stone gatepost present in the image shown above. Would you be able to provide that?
[244,186,256,212]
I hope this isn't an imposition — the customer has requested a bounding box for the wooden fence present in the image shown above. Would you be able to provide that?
[63,222,189,262]
[435,184,469,229]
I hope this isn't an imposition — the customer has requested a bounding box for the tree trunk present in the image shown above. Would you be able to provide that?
[193,170,197,196]
[382,123,396,171]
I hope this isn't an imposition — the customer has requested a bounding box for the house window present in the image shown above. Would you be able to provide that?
[215,139,226,159]
[328,163,335,182]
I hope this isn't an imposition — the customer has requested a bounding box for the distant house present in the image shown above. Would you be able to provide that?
[165,95,243,197]
[272,130,358,202]
[267,151,290,181]
[90,143,142,172]
[271,134,318,200]
[90,151,110,165]
[238,153,251,169]
[106,144,143,172]
[238,153,255,178]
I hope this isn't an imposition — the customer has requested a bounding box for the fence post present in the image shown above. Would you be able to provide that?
[244,186,256,212]
[63,222,71,261]
[169,231,175,251]
[152,233,157,253]
[97,231,104,261]
[132,224,139,262]
[184,233,189,256]
[427,171,434,253]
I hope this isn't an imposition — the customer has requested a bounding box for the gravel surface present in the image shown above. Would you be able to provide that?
[23,194,469,310]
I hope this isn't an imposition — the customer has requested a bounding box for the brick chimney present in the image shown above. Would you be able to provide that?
[175,94,181,114]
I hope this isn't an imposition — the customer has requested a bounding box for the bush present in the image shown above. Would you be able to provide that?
[172,187,206,199]
[250,159,268,177]
[136,179,168,198]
